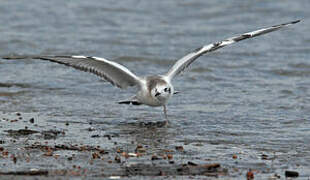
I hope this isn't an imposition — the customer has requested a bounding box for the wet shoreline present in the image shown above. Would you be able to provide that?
[0,112,304,179]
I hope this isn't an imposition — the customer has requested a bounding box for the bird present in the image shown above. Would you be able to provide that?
[2,20,300,124]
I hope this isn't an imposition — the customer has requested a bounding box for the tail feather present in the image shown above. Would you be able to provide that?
[118,100,142,105]
[118,96,142,106]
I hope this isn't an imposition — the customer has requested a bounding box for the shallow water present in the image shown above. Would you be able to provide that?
[0,0,309,179]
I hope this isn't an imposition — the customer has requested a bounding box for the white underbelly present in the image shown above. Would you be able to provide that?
[137,93,163,107]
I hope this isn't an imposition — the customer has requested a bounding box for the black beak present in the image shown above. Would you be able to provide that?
[155,92,161,97]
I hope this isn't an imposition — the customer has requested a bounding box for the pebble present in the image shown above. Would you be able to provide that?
[44,151,53,156]
[128,153,138,157]
[151,155,160,160]
[246,169,254,180]
[109,176,121,179]
[188,161,198,166]
[114,155,121,163]
[175,146,184,152]
[92,152,100,159]
[11,154,17,164]
[167,154,173,160]
[261,154,268,160]
[116,148,122,153]
[285,170,299,177]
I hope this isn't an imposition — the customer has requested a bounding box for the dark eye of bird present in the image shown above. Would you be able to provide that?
[164,88,168,92]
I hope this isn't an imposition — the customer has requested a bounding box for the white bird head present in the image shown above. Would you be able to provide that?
[151,84,173,102]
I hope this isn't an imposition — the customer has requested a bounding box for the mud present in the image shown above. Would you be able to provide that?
[0,112,231,179]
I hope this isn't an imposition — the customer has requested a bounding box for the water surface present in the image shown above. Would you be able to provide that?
[0,0,309,178]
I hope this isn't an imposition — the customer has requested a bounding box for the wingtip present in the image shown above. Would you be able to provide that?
[1,55,21,60]
[1,55,33,60]
[291,19,301,24]
[275,19,301,28]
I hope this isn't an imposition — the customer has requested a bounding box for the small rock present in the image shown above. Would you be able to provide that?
[162,154,167,159]
[114,155,121,163]
[285,170,299,178]
[269,173,281,179]
[16,113,21,116]
[135,145,146,153]
[13,156,17,164]
[116,148,122,153]
[88,127,95,131]
[261,154,268,160]
[91,134,100,138]
[99,149,107,154]
[92,152,100,159]
[128,153,138,157]
[29,118,34,123]
[175,146,184,151]
[44,151,53,156]
[54,154,60,159]
[11,154,17,164]
[104,134,111,140]
[246,169,254,180]
[232,154,238,159]
[167,154,173,160]
[151,155,160,160]
[109,176,121,179]
[188,161,198,166]
[2,151,9,157]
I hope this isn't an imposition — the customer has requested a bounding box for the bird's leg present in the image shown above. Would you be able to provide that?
[163,105,169,126]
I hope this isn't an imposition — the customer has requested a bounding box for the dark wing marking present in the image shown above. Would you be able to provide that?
[2,55,142,89]
[166,20,300,80]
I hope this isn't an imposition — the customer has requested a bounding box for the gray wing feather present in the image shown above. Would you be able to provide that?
[166,20,300,80]
[2,55,142,89]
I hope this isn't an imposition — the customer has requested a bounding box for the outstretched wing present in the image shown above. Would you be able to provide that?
[165,20,300,80]
[2,55,142,89]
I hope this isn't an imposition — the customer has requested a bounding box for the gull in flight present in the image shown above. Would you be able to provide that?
[2,20,300,124]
